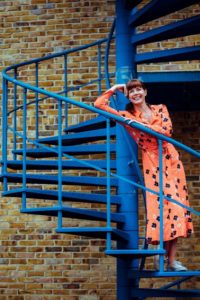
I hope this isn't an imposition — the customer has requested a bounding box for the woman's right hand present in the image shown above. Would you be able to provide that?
[109,84,127,96]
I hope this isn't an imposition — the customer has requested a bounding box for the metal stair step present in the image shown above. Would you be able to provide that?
[136,46,200,64]
[4,159,116,170]
[13,143,116,158]
[37,127,116,146]
[20,206,125,223]
[105,249,165,259]
[129,0,199,27]
[124,0,142,10]
[131,288,200,298]
[65,116,115,133]
[2,188,121,205]
[0,173,118,186]
[57,227,129,241]
[129,270,200,278]
[131,15,200,45]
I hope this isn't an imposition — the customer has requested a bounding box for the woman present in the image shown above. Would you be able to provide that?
[94,79,193,271]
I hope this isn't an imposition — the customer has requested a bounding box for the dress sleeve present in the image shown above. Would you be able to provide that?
[94,90,122,117]
[145,104,173,137]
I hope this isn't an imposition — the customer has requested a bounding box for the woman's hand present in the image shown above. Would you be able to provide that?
[109,84,128,96]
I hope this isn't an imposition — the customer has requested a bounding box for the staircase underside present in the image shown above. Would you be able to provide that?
[131,287,200,298]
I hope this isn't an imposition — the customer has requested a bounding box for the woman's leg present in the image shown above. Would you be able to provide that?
[166,238,178,266]
[164,240,171,260]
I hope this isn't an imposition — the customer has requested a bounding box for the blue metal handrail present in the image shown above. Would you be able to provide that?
[2,74,200,286]
[2,75,200,217]
[3,69,200,159]
[2,24,200,283]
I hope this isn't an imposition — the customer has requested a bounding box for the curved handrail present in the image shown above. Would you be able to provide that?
[5,38,111,72]
[2,73,200,218]
[3,71,200,160]
[2,26,200,284]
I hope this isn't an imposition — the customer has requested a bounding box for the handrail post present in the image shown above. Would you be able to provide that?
[158,139,164,271]
[22,88,27,210]
[64,54,68,130]
[13,68,17,159]
[106,118,111,250]
[2,78,8,191]
[98,44,102,96]
[57,99,63,229]
[35,62,39,140]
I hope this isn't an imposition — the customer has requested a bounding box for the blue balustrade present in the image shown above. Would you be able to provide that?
[1,0,200,298]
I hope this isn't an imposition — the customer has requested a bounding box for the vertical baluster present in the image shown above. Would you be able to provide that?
[158,139,164,271]
[98,44,102,96]
[35,62,39,140]
[22,88,27,210]
[13,68,17,160]
[64,54,68,129]
[57,99,63,229]
[2,78,8,191]
[106,118,111,250]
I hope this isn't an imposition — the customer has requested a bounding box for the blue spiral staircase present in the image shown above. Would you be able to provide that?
[1,0,200,299]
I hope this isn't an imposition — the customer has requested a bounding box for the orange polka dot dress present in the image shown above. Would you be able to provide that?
[95,90,193,244]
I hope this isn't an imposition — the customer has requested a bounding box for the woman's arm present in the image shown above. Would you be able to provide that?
[94,84,127,117]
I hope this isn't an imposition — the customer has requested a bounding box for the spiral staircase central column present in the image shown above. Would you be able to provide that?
[115,1,139,299]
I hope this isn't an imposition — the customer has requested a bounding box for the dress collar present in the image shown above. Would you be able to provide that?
[133,105,156,118]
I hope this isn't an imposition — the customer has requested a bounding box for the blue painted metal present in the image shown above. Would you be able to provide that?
[64,54,68,129]
[132,287,200,297]
[2,73,199,159]
[21,206,125,223]
[136,46,200,63]
[132,15,200,45]
[124,0,143,10]
[2,173,119,186]
[129,0,200,27]
[38,127,116,145]
[106,118,112,250]
[98,44,102,96]
[57,227,129,241]
[138,71,200,83]
[4,159,116,170]
[3,104,200,220]
[13,143,117,157]
[105,249,165,258]
[161,274,195,289]
[35,62,39,140]
[2,188,121,205]
[2,78,8,192]
[57,98,63,229]
[115,1,139,299]
[158,139,164,272]
[65,115,115,132]
[22,88,27,210]
[129,270,200,278]
[13,68,17,159]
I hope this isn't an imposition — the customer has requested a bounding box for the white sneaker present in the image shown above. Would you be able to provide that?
[167,260,188,271]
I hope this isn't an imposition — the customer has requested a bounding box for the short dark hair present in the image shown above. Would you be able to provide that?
[126,79,146,91]
[126,79,146,113]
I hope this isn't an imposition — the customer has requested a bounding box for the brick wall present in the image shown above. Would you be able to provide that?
[0,1,200,299]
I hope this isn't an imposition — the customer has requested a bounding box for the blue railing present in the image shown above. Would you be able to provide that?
[2,65,200,229]
[1,25,200,279]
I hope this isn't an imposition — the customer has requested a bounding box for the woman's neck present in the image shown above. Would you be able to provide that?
[134,102,151,114]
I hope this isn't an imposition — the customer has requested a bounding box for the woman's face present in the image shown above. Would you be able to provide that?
[128,86,147,106]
